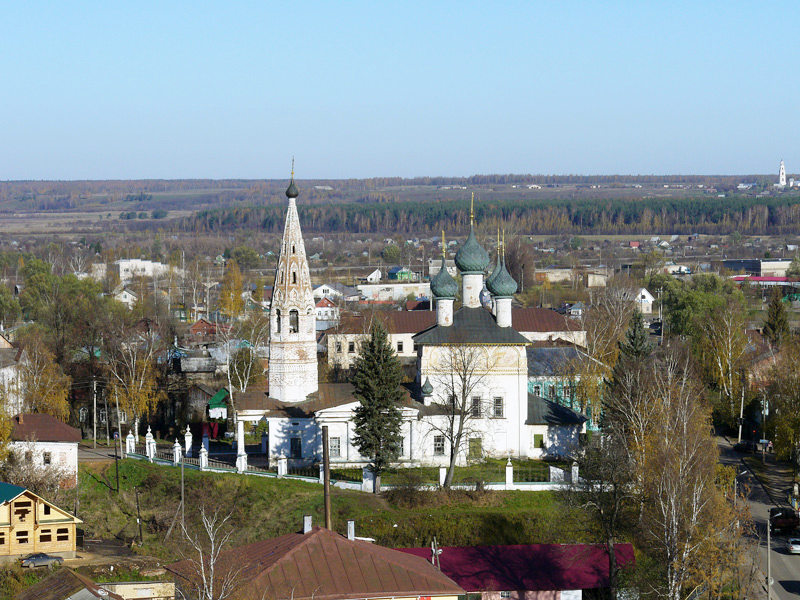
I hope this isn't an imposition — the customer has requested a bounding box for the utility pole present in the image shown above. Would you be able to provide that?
[114,434,120,494]
[767,519,772,600]
[181,452,185,535]
[135,486,143,544]
[92,377,97,449]
[322,426,332,530]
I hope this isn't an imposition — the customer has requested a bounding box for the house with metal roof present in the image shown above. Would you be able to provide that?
[167,525,464,600]
[9,414,82,487]
[398,543,635,600]
[0,482,82,562]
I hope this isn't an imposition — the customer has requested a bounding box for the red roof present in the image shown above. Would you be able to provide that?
[512,308,580,332]
[11,414,81,443]
[398,543,635,592]
[167,527,463,600]
[731,276,790,282]
[316,297,336,308]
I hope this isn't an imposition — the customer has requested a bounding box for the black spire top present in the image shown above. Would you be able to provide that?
[285,158,299,199]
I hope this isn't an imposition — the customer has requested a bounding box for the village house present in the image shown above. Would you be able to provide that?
[16,568,175,600]
[398,543,635,600]
[0,482,82,561]
[315,297,340,331]
[167,521,464,600]
[9,413,82,487]
[0,334,24,415]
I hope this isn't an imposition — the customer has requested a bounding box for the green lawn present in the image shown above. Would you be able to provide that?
[76,459,593,560]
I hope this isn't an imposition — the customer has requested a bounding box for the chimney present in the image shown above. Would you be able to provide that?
[303,515,312,534]
[347,520,355,541]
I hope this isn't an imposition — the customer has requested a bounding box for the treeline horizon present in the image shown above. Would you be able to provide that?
[181,194,800,236]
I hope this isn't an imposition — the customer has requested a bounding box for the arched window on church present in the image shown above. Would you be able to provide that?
[292,271,297,284]
[276,310,281,333]
[280,272,284,284]
[289,309,299,333]
[292,244,296,254]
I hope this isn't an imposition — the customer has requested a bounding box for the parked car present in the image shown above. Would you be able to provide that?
[19,553,63,568]
[733,440,758,453]
[787,538,800,554]
[770,507,800,533]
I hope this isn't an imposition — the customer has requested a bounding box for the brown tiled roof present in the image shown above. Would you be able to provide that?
[237,383,417,417]
[330,310,435,335]
[15,568,124,600]
[11,413,81,443]
[166,527,464,600]
[0,347,22,369]
[512,308,580,332]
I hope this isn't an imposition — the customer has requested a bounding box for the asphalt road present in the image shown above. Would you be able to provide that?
[718,438,800,599]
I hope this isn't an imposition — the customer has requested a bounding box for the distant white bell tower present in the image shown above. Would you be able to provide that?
[268,166,318,403]
[779,159,787,187]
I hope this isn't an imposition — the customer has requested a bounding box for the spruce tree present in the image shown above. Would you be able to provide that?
[350,322,404,492]
[763,287,789,347]
[618,310,653,361]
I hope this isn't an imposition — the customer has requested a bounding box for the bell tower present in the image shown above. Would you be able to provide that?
[268,165,318,402]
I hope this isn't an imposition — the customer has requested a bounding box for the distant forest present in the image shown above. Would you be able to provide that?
[181,194,800,236]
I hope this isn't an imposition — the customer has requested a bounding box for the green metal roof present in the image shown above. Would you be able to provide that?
[0,482,26,504]
[487,257,518,298]
[430,257,458,299]
[286,178,299,199]
[208,388,229,409]
[413,306,528,346]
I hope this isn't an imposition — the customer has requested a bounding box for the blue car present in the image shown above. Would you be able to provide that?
[20,553,63,568]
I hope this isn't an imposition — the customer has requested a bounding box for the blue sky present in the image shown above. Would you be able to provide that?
[1,2,798,179]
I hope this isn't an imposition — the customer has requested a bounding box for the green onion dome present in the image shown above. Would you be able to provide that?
[487,257,518,298]
[286,178,299,199]
[485,257,502,291]
[430,257,458,299]
[454,225,489,274]
[421,377,433,396]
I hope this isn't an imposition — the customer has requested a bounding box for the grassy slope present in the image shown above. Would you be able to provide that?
[79,459,594,558]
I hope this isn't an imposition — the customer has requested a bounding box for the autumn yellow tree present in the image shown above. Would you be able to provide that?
[17,328,70,420]
[218,259,244,318]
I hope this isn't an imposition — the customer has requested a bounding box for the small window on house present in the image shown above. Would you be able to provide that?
[329,437,341,458]
[533,384,542,396]
[548,386,556,399]
[471,396,482,418]
[335,342,342,353]
[56,528,69,542]
[501,592,512,598]
[39,529,52,543]
[290,438,302,459]
[348,341,355,353]
[289,310,299,333]
[397,341,404,353]
[468,437,482,459]
[534,434,544,449]
[43,505,51,516]
[493,397,504,418]
[0,532,5,545]
[413,343,420,353]
[43,452,52,465]
[16,531,29,544]
[24,451,32,463]
[433,436,445,456]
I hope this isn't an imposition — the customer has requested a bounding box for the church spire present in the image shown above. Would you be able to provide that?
[269,166,318,403]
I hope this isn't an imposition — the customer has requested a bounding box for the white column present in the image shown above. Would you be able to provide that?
[277,455,288,477]
[436,298,454,326]
[439,466,447,487]
[237,419,246,457]
[199,446,208,471]
[145,427,155,462]
[184,429,193,458]
[496,297,512,327]
[505,457,514,490]
[173,439,182,465]
[125,432,136,455]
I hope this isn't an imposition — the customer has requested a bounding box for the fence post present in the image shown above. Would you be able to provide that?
[202,433,209,453]
[362,466,375,493]
[185,428,193,458]
[145,427,155,462]
[439,466,447,487]
[505,457,514,490]
[199,446,208,471]
[173,439,182,465]
[236,452,248,473]
[571,461,580,484]
[277,455,288,478]
[125,431,135,455]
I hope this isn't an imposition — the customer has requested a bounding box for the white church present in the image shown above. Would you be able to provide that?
[234,177,586,470]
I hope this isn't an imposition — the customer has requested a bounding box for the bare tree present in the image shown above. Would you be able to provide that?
[219,313,269,418]
[175,507,242,600]
[427,342,499,487]
[0,441,73,504]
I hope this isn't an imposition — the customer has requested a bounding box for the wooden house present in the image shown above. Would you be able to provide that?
[0,482,82,561]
